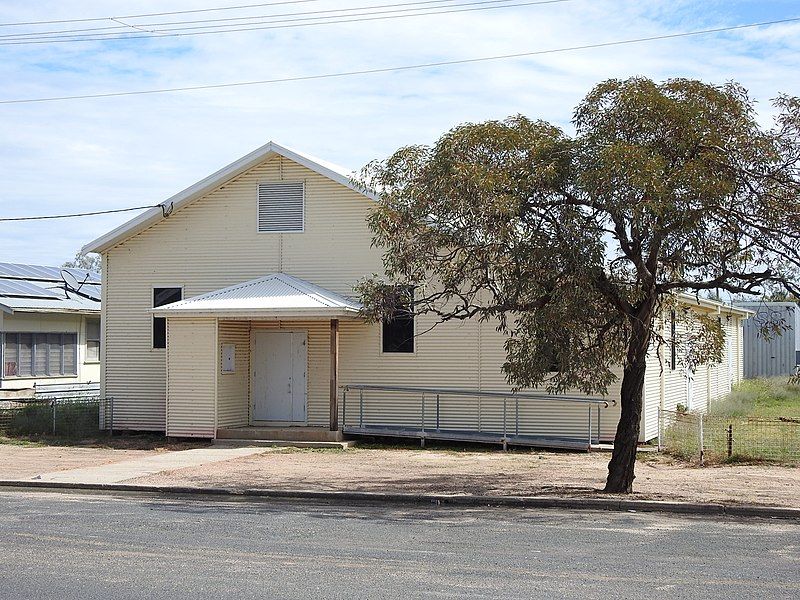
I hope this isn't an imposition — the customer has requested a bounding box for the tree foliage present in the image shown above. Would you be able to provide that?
[63,251,101,274]
[356,77,800,492]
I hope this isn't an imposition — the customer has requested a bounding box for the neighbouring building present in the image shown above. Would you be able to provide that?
[736,301,800,378]
[82,142,749,444]
[0,262,101,393]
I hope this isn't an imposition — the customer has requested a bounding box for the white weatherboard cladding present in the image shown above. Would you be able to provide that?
[0,311,101,389]
[166,318,216,438]
[258,181,304,233]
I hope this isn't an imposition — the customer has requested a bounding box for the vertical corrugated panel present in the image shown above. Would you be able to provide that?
[217,321,250,427]
[166,318,216,437]
[739,303,797,377]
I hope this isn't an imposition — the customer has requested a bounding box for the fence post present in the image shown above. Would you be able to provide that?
[436,394,440,432]
[699,413,705,466]
[727,423,733,458]
[109,397,114,435]
[51,400,56,436]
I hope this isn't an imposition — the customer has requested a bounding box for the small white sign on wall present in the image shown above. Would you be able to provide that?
[222,344,236,373]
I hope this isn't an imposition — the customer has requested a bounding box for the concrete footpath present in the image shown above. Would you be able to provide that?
[17,446,266,484]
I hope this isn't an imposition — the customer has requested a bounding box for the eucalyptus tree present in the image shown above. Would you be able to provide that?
[357,78,800,493]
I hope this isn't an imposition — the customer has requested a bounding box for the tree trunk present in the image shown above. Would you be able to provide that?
[604,303,655,493]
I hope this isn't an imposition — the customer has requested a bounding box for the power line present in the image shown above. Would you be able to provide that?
[0,0,467,37]
[2,16,797,105]
[0,0,327,27]
[0,0,558,45]
[0,205,166,221]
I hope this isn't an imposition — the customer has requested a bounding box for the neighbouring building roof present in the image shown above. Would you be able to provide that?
[82,141,377,255]
[151,273,362,319]
[0,261,101,315]
[678,293,752,318]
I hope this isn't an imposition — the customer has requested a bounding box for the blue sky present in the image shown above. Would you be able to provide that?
[0,0,798,267]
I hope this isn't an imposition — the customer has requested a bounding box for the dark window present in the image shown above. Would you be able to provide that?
[382,288,414,353]
[153,287,182,349]
[670,310,677,370]
[382,312,414,353]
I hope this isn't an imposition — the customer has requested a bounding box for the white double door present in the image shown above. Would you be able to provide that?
[252,331,307,423]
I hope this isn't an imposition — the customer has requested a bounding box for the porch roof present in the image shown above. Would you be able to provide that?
[152,273,362,319]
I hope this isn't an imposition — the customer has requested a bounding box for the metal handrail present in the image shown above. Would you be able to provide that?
[341,383,609,449]
[342,384,611,407]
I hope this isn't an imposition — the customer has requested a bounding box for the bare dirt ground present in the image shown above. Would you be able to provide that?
[0,445,156,480]
[128,446,800,507]
[0,435,209,480]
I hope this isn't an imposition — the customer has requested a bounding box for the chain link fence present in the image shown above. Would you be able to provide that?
[0,397,113,438]
[659,408,800,464]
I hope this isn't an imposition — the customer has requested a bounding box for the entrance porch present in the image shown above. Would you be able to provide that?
[153,273,361,439]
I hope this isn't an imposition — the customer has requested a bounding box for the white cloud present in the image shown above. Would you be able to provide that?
[0,0,797,264]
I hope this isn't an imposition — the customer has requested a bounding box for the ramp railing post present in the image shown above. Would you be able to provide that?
[342,389,347,429]
[420,392,426,448]
[596,404,601,445]
[359,388,364,428]
[502,397,508,451]
[657,407,662,451]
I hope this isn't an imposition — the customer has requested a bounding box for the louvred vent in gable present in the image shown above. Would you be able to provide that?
[257,181,304,232]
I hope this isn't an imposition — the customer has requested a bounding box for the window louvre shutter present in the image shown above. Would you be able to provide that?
[258,182,304,232]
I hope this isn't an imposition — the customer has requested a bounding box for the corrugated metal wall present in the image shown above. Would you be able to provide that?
[102,154,378,432]
[217,321,250,428]
[165,318,216,437]
[102,152,747,441]
[737,302,799,378]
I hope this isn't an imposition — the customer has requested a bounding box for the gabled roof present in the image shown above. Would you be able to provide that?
[0,261,101,315]
[82,141,377,254]
[151,273,362,319]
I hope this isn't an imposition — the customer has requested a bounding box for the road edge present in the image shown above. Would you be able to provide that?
[1,479,798,520]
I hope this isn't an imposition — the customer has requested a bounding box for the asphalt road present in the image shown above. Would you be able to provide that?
[0,489,798,600]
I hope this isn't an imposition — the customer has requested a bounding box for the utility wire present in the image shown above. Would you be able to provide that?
[0,0,327,27]
[0,0,469,37]
[0,0,559,44]
[2,16,797,105]
[0,205,167,221]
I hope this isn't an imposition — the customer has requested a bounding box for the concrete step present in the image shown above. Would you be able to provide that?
[214,439,356,450]
[216,426,343,442]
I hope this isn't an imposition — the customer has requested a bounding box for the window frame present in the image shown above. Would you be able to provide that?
[379,287,416,355]
[2,331,78,378]
[256,180,306,234]
[152,285,184,350]
[85,317,101,363]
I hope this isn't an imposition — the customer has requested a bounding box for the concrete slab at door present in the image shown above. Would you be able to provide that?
[253,331,307,423]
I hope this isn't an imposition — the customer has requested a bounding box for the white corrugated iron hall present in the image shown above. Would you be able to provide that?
[83,142,751,448]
